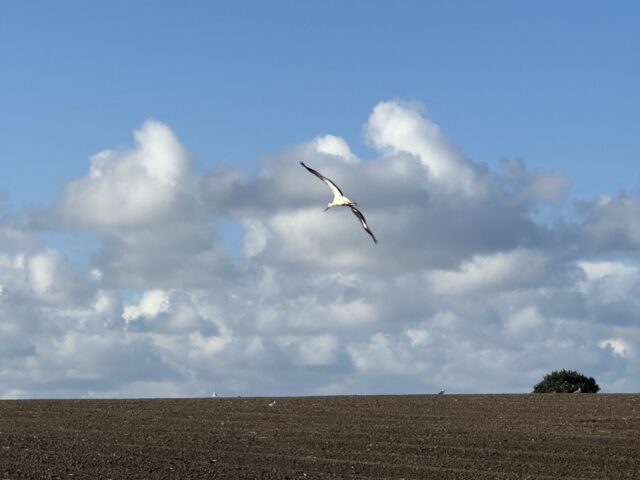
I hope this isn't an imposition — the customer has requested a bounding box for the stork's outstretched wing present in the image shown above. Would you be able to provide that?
[300,161,343,198]
[350,206,377,244]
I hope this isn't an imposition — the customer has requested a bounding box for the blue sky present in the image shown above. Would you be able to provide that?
[1,2,640,398]
[2,1,639,209]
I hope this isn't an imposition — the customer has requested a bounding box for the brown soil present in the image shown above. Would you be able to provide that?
[1,394,639,479]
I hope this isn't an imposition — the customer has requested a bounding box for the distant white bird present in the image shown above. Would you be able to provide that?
[268,400,276,407]
[212,391,217,398]
[437,389,445,395]
[300,161,377,244]
[573,387,581,394]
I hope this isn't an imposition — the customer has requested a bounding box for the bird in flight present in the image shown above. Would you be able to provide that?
[300,161,377,244]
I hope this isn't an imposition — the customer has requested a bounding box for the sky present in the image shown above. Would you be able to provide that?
[1,1,640,398]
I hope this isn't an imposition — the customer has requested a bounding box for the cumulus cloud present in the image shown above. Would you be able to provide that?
[579,194,640,252]
[56,120,191,230]
[2,99,640,398]
[577,261,639,302]
[123,289,170,321]
[427,248,551,297]
[311,134,357,162]
[599,338,631,359]
[365,100,480,195]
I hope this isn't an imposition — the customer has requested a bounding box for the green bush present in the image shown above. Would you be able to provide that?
[533,369,600,393]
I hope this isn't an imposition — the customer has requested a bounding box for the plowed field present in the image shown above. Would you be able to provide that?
[1,394,639,479]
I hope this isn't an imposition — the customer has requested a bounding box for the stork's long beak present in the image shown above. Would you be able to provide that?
[324,206,330,212]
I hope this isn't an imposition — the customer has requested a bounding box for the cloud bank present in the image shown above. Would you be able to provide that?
[1,100,639,398]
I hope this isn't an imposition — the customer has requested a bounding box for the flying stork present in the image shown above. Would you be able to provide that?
[300,161,377,244]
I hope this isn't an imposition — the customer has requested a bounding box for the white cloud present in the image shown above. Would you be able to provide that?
[56,120,191,230]
[0,223,41,252]
[298,334,339,366]
[427,248,550,296]
[27,250,63,296]
[500,157,569,204]
[599,338,631,359]
[3,100,640,398]
[242,219,268,258]
[504,306,546,338]
[265,208,372,269]
[405,328,430,347]
[0,248,82,305]
[91,291,119,316]
[580,194,640,252]
[577,260,639,302]
[0,252,26,277]
[123,289,170,321]
[365,100,480,195]
[325,299,378,326]
[311,134,357,162]
[122,290,221,335]
[348,333,414,376]
[277,334,340,366]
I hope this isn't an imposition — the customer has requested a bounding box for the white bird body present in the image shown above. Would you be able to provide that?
[300,161,377,243]
[327,193,356,209]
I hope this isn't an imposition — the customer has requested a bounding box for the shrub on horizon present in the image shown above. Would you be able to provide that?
[533,369,600,393]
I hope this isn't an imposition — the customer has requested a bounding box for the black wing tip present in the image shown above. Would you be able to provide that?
[350,206,378,244]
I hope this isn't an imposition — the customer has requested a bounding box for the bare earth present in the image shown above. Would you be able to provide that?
[1,394,639,479]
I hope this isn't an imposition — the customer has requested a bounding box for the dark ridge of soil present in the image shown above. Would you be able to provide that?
[1,394,639,479]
